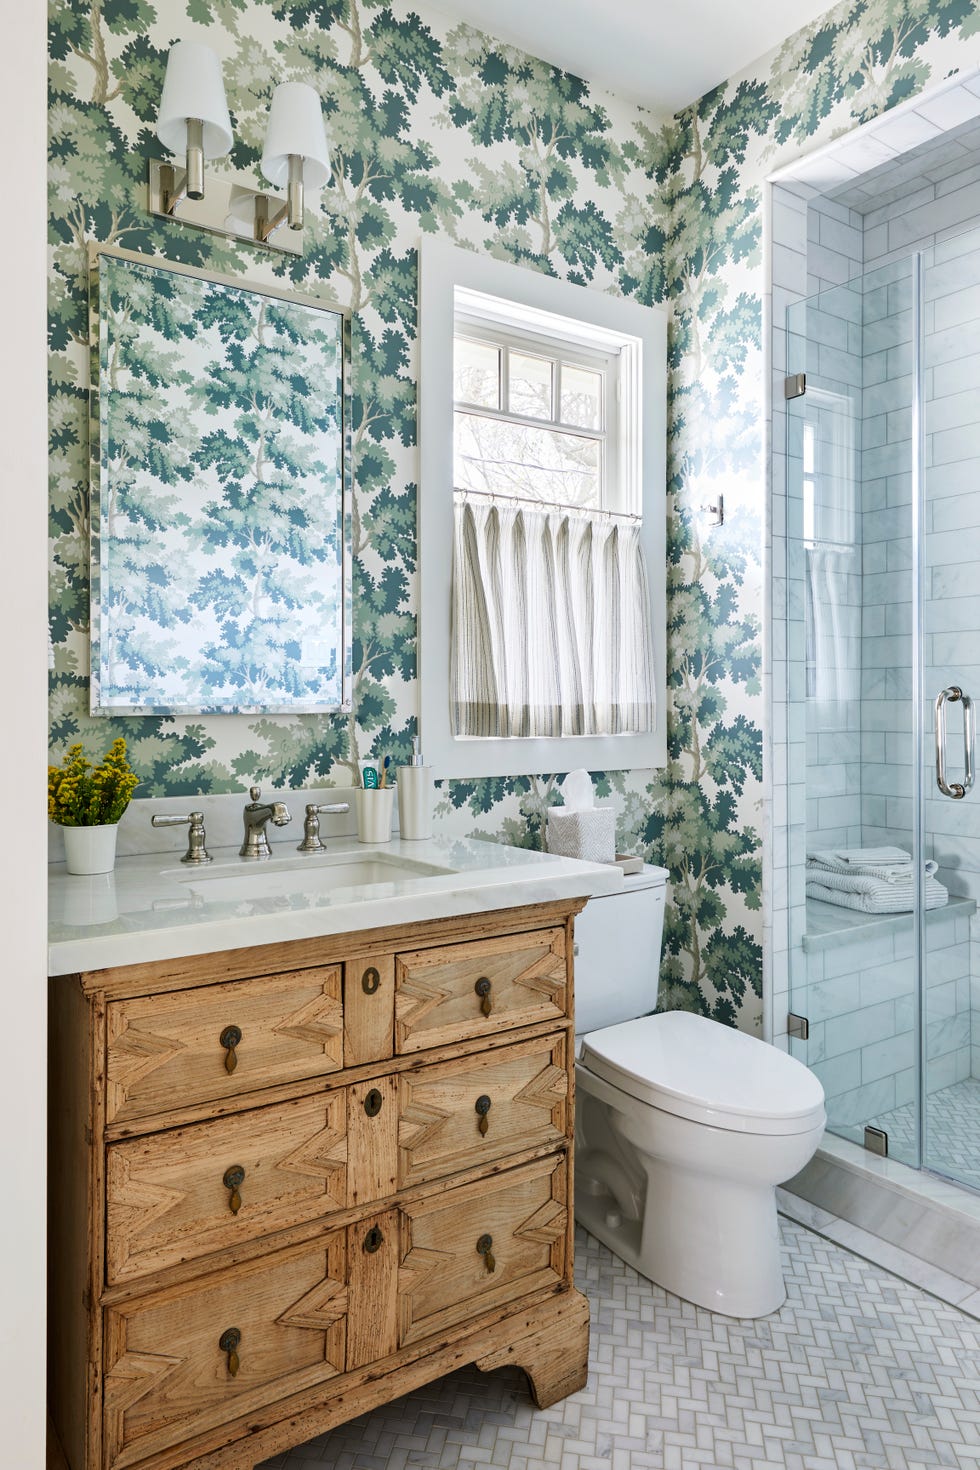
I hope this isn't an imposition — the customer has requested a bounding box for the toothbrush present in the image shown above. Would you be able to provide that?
[380,755,391,789]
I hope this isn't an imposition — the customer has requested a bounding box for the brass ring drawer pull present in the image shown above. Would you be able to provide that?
[364,1088,384,1118]
[475,1095,492,1135]
[219,1025,242,1074]
[363,1225,384,1253]
[362,966,381,995]
[474,976,492,1017]
[476,1233,495,1273]
[219,1327,241,1377]
[222,1164,245,1215]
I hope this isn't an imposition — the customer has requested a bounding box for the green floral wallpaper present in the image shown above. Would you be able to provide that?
[47,0,980,1032]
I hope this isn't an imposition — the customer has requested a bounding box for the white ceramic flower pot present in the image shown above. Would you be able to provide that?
[61,823,119,876]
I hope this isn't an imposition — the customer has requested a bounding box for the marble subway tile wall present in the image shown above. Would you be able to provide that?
[858,157,980,1088]
[803,202,866,857]
[857,259,916,858]
[805,902,974,1142]
[772,97,980,1143]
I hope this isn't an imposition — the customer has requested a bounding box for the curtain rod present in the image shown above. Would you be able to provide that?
[454,486,641,523]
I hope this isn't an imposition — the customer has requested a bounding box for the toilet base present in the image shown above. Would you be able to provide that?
[575,1063,824,1320]
[575,1170,786,1318]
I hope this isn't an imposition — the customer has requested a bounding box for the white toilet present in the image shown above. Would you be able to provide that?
[574,866,825,1318]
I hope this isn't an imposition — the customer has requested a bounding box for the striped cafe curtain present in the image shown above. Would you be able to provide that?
[450,493,656,739]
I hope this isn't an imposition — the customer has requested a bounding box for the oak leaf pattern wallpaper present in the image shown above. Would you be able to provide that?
[48,0,980,1030]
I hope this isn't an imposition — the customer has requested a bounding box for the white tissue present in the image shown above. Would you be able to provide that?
[562,768,594,811]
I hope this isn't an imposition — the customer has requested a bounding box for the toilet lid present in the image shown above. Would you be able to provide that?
[580,1011,826,1135]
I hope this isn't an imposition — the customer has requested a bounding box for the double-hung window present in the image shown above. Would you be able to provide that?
[420,241,667,779]
[453,319,617,512]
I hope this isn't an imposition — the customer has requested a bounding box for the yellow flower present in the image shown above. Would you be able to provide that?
[48,737,140,827]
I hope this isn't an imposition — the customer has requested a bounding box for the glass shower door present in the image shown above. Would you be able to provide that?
[785,261,921,1168]
[921,229,980,1189]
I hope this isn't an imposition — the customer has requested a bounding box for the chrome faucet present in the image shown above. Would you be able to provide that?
[240,785,292,859]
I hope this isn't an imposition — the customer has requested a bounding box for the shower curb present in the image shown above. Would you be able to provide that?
[784,1137,980,1292]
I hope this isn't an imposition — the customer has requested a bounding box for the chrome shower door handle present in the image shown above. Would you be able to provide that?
[935,686,975,799]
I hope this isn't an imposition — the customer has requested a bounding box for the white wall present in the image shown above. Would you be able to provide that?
[0,6,49,1465]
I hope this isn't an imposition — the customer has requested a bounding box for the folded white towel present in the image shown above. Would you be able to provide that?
[806,882,948,914]
[808,851,938,884]
[834,846,910,866]
[806,867,948,914]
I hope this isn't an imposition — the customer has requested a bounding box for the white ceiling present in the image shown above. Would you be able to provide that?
[430,0,835,114]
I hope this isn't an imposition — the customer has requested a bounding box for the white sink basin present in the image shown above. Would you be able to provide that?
[174,850,454,903]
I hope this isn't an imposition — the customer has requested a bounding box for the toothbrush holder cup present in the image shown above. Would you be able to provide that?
[355,787,394,844]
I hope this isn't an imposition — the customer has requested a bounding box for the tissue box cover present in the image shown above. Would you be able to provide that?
[546,808,615,864]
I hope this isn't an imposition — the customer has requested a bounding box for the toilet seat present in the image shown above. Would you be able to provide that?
[580,1010,825,1136]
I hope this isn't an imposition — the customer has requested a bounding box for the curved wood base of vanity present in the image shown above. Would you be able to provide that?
[48,899,590,1470]
[169,1288,590,1470]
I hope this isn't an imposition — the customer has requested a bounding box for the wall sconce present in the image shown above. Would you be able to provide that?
[261,83,331,234]
[147,44,330,258]
[155,41,232,207]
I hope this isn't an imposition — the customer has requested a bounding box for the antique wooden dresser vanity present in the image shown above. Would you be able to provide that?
[48,897,590,1470]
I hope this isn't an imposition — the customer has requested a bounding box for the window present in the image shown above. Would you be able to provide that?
[453,320,617,512]
[419,240,667,779]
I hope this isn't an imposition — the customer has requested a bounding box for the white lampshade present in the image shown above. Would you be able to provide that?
[261,82,330,192]
[157,40,233,159]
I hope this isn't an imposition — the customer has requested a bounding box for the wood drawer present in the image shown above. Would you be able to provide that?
[106,966,343,1124]
[106,1094,349,1286]
[394,928,567,1054]
[397,1035,568,1189]
[397,1155,568,1347]
[103,1234,347,1470]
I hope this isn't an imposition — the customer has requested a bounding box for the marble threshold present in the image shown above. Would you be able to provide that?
[776,1188,980,1319]
[783,1130,980,1295]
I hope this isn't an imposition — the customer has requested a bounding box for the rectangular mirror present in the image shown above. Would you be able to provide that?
[88,246,351,715]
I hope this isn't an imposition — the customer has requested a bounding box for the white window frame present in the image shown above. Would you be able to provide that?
[453,317,622,513]
[419,237,667,780]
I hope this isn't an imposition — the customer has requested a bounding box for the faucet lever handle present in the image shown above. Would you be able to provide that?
[298,801,351,853]
[152,811,212,865]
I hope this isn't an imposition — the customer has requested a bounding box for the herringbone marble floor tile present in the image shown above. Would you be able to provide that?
[258,1220,980,1470]
[872,1078,980,1186]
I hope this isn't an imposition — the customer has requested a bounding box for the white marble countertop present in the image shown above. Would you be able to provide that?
[48,833,624,976]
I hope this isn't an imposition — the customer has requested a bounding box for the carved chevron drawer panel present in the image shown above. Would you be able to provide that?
[106,1092,349,1285]
[103,1233,348,1470]
[397,1154,568,1347]
[397,1033,568,1188]
[105,965,344,1124]
[394,928,567,1053]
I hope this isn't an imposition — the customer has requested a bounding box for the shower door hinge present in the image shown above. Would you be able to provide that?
[787,1012,809,1040]
[784,373,806,400]
[864,1125,888,1157]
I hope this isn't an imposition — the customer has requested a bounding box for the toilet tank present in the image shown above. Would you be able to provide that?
[574,865,669,1035]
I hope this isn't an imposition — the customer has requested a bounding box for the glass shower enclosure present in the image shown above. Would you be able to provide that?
[786,231,980,1192]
